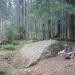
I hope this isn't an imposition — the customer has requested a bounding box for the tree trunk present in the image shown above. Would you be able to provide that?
[70,14,75,40]
[48,20,51,39]
[42,24,45,40]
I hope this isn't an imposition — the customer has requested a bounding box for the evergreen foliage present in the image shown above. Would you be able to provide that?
[0,0,75,41]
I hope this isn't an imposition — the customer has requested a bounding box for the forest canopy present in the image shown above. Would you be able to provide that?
[0,0,75,42]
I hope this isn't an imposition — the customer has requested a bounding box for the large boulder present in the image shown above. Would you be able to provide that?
[11,40,63,68]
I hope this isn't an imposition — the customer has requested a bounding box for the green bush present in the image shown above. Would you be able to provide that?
[4,25,20,43]
[4,45,16,51]
[0,71,6,75]
[11,40,20,45]
[0,45,2,48]
[3,40,33,51]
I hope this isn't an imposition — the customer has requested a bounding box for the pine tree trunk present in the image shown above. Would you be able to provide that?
[48,20,51,39]
[70,14,75,40]
[42,24,45,40]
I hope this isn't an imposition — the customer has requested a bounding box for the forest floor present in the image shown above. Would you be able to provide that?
[0,40,75,75]
[29,56,75,75]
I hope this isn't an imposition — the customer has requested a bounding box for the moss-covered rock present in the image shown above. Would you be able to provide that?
[11,40,63,68]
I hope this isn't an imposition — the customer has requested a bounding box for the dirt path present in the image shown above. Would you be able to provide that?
[29,57,75,75]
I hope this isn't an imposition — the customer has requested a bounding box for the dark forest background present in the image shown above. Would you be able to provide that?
[0,0,75,43]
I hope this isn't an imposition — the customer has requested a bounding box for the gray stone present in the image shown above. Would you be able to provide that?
[12,40,63,68]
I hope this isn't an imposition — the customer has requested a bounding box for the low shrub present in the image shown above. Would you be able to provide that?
[32,38,39,42]
[3,40,33,51]
[4,45,16,51]
[0,71,6,75]
[11,40,20,45]
[0,45,2,48]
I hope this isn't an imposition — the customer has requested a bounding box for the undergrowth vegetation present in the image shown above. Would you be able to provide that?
[0,40,33,51]
[54,38,75,45]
